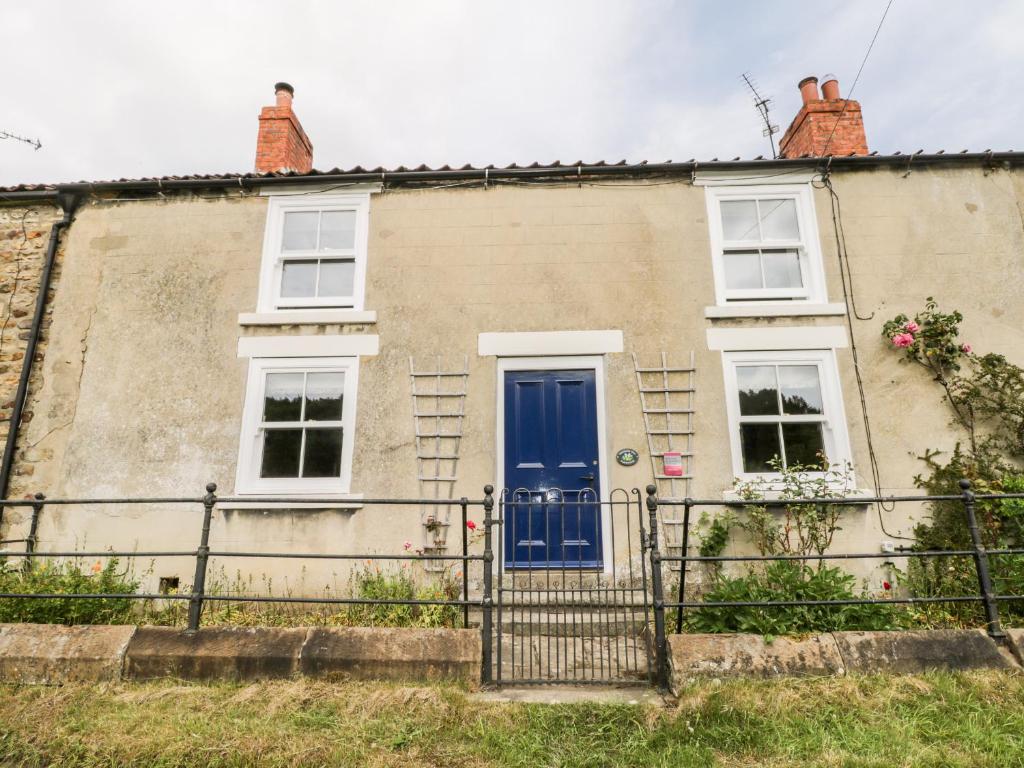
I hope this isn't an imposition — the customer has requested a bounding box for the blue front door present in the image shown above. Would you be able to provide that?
[503,369,602,568]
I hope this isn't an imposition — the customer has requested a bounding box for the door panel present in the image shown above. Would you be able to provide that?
[503,369,602,568]
[555,379,589,468]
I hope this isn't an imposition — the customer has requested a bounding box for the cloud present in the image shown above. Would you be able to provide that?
[0,0,1019,186]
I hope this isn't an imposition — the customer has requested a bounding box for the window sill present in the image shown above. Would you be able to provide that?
[704,303,846,319]
[218,493,364,511]
[238,310,377,326]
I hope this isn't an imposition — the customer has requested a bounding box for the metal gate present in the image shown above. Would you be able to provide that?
[493,488,654,684]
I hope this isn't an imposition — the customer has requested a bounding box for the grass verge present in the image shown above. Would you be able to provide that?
[1,672,1023,767]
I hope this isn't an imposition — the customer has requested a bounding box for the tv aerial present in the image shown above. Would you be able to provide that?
[741,73,779,159]
[0,130,42,151]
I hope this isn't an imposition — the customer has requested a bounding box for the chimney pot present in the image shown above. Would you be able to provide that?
[274,82,294,107]
[798,76,820,105]
[821,75,840,100]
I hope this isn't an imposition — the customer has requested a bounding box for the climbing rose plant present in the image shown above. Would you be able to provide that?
[883,298,1024,626]
[882,297,1024,458]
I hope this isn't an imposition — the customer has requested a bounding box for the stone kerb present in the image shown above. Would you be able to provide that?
[0,624,482,685]
[0,623,137,684]
[667,629,1020,693]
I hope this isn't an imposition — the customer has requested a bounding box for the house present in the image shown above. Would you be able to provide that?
[0,76,1022,595]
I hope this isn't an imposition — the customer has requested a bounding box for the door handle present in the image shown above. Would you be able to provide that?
[579,473,595,482]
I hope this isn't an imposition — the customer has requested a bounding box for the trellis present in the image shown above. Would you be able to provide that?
[632,351,696,566]
[409,356,468,570]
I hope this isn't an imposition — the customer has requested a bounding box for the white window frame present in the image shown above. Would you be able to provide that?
[235,355,359,496]
[721,348,853,483]
[257,193,371,313]
[705,184,826,306]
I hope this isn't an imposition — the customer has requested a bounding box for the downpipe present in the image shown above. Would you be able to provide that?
[0,192,79,527]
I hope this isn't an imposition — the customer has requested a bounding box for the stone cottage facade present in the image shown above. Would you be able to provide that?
[0,77,1022,594]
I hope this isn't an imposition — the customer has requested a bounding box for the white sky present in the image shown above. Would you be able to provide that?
[1,0,1021,186]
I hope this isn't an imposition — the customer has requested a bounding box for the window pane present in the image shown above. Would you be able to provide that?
[759,199,800,240]
[305,372,344,421]
[281,260,317,298]
[281,211,318,251]
[740,423,782,472]
[260,429,302,477]
[319,210,356,250]
[721,200,759,240]
[762,249,803,289]
[263,372,304,421]
[782,423,826,467]
[722,251,762,290]
[736,366,779,415]
[317,260,355,297]
[303,428,343,477]
[779,365,823,415]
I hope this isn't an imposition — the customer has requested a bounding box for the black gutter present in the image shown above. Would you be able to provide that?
[0,151,1020,202]
[0,192,79,525]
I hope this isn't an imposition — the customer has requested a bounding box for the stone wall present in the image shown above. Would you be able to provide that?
[0,204,62,490]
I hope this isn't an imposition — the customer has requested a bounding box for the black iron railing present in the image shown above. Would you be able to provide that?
[645,481,1024,650]
[3,479,1024,689]
[0,484,499,682]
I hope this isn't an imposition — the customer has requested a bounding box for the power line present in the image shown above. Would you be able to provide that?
[820,0,895,158]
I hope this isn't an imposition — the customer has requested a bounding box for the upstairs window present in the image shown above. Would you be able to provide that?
[706,185,826,305]
[257,193,370,312]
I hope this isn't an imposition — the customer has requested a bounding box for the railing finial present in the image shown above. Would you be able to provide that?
[645,484,658,512]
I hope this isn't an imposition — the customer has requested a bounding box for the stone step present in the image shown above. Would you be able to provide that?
[500,575,651,590]
[492,592,651,609]
[494,611,651,638]
[496,634,652,682]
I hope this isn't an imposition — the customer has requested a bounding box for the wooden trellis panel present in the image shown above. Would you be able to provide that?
[410,356,468,569]
[633,351,696,565]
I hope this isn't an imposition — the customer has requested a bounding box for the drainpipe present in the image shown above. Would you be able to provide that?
[0,192,79,522]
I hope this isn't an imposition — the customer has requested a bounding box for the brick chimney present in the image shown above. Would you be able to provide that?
[255,82,313,174]
[779,75,869,158]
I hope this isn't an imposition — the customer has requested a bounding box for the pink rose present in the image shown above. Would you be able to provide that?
[961,343,972,354]
[903,321,920,333]
[466,520,477,531]
[403,540,412,551]
[891,333,915,348]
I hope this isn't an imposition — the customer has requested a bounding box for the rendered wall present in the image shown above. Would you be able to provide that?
[0,164,1021,595]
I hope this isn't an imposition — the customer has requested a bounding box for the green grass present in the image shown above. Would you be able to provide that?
[2,672,1024,767]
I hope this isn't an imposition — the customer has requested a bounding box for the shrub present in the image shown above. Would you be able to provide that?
[696,511,733,560]
[0,557,139,625]
[341,563,461,628]
[733,457,856,560]
[680,461,904,635]
[686,560,904,636]
[140,563,464,629]
[883,299,1024,627]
